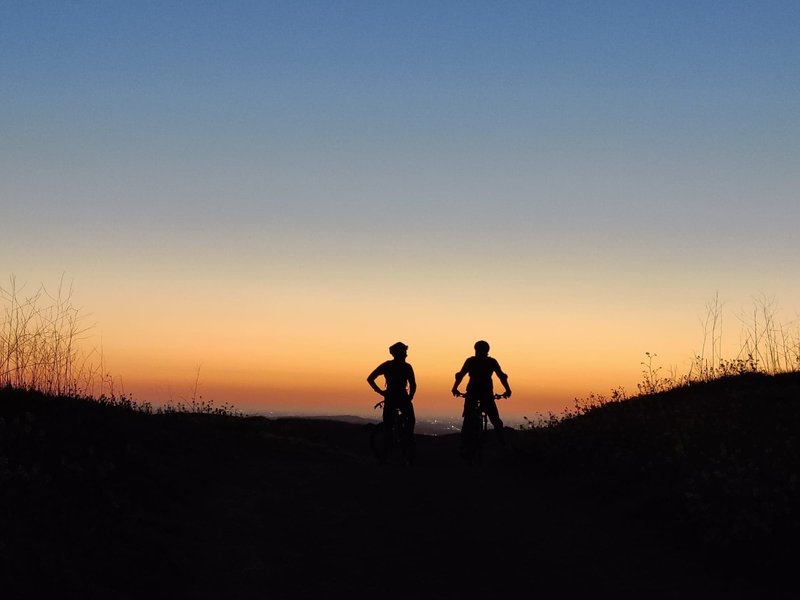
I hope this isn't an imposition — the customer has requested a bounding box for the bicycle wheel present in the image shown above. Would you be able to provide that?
[370,422,389,464]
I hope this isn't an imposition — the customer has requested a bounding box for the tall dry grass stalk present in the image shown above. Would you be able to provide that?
[738,294,800,375]
[687,293,800,383]
[555,295,800,425]
[0,275,100,396]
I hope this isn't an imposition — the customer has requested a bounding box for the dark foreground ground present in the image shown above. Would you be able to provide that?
[1,376,797,599]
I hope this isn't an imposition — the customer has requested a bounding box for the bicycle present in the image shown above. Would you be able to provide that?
[370,399,415,465]
[454,392,505,465]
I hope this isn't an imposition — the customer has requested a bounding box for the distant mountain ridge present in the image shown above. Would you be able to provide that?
[251,411,463,435]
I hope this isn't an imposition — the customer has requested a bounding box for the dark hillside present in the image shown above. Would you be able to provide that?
[1,379,796,598]
[515,372,800,583]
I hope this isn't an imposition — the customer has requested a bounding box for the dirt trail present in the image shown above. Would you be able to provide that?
[163,432,750,599]
[3,417,760,599]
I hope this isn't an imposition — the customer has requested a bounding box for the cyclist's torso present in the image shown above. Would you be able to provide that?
[376,359,414,401]
[463,356,500,398]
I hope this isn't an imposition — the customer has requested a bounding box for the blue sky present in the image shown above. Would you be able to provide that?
[5,2,798,243]
[2,1,799,416]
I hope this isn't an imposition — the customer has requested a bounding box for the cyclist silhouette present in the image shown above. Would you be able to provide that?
[451,340,511,451]
[367,342,417,455]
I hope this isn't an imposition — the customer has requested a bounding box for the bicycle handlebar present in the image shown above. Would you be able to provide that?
[453,391,507,399]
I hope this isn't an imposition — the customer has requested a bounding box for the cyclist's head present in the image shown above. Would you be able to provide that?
[389,341,408,358]
[474,340,490,356]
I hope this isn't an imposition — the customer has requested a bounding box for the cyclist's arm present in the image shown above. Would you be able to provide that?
[451,360,469,395]
[367,366,386,396]
[407,365,417,401]
[494,361,512,398]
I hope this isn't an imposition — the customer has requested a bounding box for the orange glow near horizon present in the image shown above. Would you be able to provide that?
[17,263,800,424]
[84,292,741,421]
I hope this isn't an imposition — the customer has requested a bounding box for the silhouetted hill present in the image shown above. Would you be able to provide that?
[513,371,800,586]
[1,376,797,598]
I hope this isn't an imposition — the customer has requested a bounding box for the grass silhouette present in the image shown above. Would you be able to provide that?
[0,275,97,396]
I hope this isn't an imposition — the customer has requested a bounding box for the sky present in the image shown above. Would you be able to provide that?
[2,1,799,422]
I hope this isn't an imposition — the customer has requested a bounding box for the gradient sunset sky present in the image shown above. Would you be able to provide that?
[3,1,799,421]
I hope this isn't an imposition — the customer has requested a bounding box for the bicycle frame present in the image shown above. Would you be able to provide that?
[371,399,414,465]
[455,392,504,464]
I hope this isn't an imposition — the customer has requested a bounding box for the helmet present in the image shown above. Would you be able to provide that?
[389,341,408,356]
[474,340,490,353]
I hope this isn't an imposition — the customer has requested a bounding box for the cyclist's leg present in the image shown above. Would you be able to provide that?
[483,399,505,445]
[405,400,416,435]
[459,398,469,456]
[460,397,480,458]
